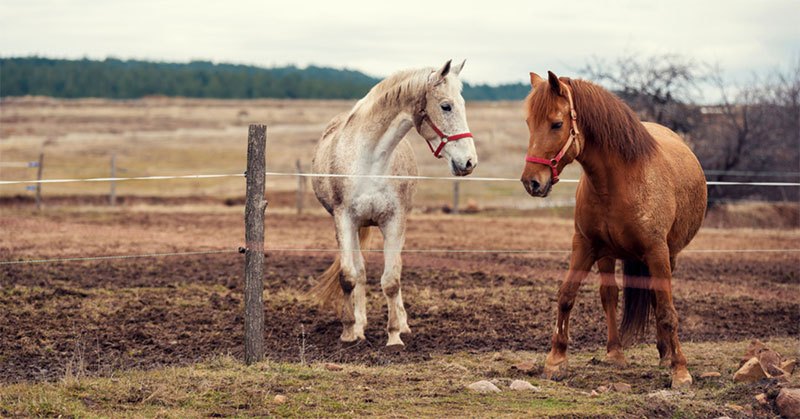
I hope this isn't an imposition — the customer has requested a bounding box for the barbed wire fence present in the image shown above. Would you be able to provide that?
[2,124,799,363]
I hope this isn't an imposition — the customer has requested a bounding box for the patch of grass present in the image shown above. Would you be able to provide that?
[4,338,795,417]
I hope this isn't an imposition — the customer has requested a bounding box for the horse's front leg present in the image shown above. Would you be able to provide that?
[379,215,410,347]
[334,213,367,342]
[646,244,691,388]
[598,257,626,366]
[544,235,596,379]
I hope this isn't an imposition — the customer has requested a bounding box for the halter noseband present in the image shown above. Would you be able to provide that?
[524,82,581,184]
[418,112,473,158]
[414,84,473,159]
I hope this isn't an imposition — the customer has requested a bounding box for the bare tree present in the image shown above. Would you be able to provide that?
[581,53,799,204]
[580,53,706,133]
[703,58,800,202]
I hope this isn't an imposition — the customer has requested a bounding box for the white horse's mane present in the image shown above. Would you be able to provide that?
[347,67,463,122]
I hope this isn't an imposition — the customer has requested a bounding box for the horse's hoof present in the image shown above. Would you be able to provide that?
[386,331,405,347]
[544,354,568,380]
[399,324,411,334]
[605,350,628,367]
[671,368,693,388]
[340,327,363,343]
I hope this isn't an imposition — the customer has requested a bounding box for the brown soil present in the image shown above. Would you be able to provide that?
[1,210,798,383]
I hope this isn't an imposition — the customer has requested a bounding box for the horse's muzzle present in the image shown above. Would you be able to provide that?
[451,158,476,176]
[522,177,552,197]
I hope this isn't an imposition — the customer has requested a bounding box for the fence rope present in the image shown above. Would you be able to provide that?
[1,171,799,187]
[0,249,238,265]
[2,247,798,265]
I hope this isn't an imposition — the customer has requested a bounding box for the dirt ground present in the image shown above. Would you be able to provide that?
[1,206,798,386]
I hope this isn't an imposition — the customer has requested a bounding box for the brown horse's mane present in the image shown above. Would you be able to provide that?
[526,78,657,162]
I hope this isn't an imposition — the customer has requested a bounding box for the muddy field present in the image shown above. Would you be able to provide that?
[2,207,798,386]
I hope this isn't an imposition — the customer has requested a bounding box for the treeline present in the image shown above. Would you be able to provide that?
[0,57,529,100]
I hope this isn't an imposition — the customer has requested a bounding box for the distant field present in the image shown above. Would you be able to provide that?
[0,97,581,207]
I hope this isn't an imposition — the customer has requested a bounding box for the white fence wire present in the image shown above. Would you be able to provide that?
[1,168,798,266]
[2,247,798,266]
[1,171,799,187]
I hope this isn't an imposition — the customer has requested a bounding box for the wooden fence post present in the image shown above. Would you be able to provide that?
[244,124,267,364]
[296,159,305,215]
[109,153,117,206]
[452,180,460,215]
[35,153,44,211]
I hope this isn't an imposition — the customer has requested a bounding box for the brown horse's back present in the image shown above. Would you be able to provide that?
[642,122,707,257]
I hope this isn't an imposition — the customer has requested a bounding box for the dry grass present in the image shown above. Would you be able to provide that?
[1,338,796,418]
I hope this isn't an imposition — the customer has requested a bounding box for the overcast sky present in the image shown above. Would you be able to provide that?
[2,0,798,94]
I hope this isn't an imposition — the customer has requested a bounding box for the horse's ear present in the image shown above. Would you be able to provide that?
[430,59,453,86]
[452,59,466,77]
[547,71,564,96]
[530,72,543,86]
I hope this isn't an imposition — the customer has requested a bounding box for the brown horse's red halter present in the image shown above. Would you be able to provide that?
[525,82,581,184]
[419,112,473,159]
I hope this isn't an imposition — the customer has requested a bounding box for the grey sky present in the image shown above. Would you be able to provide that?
[2,0,797,93]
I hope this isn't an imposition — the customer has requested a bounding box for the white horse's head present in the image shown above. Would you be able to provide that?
[415,59,478,176]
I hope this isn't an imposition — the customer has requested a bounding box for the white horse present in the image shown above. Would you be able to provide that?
[310,60,478,347]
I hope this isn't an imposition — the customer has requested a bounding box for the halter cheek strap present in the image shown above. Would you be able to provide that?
[524,82,581,184]
[419,113,474,158]
[414,92,473,159]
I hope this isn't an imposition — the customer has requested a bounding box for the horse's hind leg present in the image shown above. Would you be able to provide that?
[335,213,367,342]
[379,216,410,347]
[598,257,626,367]
[653,255,678,367]
[646,245,692,388]
[544,235,595,379]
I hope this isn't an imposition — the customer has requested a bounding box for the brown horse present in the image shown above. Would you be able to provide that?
[520,71,706,388]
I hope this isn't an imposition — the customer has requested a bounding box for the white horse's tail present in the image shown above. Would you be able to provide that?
[308,226,372,317]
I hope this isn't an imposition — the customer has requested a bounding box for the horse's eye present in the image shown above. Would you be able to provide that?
[551,121,563,130]
[440,104,452,112]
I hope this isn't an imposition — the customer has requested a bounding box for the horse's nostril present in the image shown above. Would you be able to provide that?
[465,159,473,170]
[531,180,541,191]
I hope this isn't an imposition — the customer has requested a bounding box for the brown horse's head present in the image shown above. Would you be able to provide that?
[520,71,581,197]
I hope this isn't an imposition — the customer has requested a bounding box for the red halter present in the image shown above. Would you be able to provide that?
[524,82,581,184]
[419,113,473,158]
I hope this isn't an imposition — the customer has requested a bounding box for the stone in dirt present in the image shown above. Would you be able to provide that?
[700,371,721,378]
[596,385,610,394]
[757,348,784,376]
[741,339,767,366]
[777,388,800,419]
[512,360,537,373]
[734,357,767,383]
[509,380,540,391]
[273,394,288,404]
[324,363,344,371]
[611,382,632,393]
[781,359,797,375]
[754,393,768,406]
[467,380,501,393]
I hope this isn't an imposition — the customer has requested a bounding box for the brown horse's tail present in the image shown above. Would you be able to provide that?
[308,227,372,316]
[620,259,653,347]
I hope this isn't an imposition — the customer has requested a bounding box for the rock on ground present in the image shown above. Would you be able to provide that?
[324,363,343,371]
[777,388,800,419]
[611,382,632,393]
[467,380,501,393]
[273,395,288,404]
[781,359,797,375]
[757,348,784,376]
[734,357,767,383]
[700,371,722,378]
[509,379,540,391]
